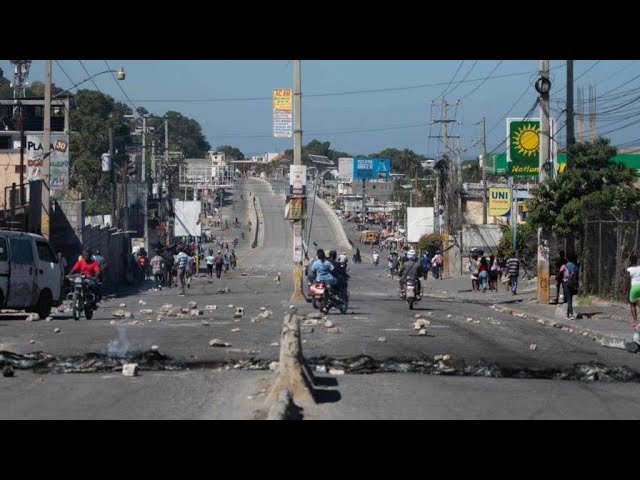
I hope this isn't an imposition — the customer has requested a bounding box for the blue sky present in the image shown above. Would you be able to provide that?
[2,60,638,158]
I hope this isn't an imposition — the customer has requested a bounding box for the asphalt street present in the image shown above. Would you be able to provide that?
[3,177,640,419]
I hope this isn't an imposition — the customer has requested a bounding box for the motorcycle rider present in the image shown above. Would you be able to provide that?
[372,249,380,267]
[70,248,102,303]
[328,250,349,301]
[307,248,337,288]
[338,251,348,265]
[398,249,424,298]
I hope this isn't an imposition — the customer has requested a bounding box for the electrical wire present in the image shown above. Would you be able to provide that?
[78,60,103,92]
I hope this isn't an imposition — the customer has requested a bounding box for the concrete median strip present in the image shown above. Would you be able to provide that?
[265,310,317,420]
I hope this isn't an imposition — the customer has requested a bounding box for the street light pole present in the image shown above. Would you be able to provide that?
[41,60,52,238]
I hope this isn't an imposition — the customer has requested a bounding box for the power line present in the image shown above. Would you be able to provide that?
[104,60,139,114]
[459,61,504,101]
[78,60,103,92]
[447,61,479,98]
[439,60,465,98]
[54,60,77,90]
[129,67,557,103]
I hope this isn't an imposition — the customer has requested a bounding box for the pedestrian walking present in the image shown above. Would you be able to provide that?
[506,251,520,295]
[560,254,579,319]
[627,254,640,329]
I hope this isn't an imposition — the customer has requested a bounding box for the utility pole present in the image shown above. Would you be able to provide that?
[480,116,488,224]
[537,60,551,304]
[41,60,52,238]
[123,152,129,231]
[109,127,116,226]
[565,60,576,259]
[291,59,305,304]
[428,97,459,233]
[163,118,169,244]
[142,116,148,253]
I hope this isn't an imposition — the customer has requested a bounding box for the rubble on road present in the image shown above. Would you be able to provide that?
[167,307,182,317]
[209,339,231,347]
[303,319,319,326]
[301,327,314,334]
[529,344,537,351]
[113,310,126,318]
[3,366,15,377]
[54,328,61,334]
[205,305,217,311]
[139,309,154,315]
[231,328,241,332]
[124,312,132,318]
[45,317,52,322]
[159,304,173,314]
[323,320,335,328]
[418,329,427,336]
[139,300,147,306]
[122,363,139,377]
[329,368,345,376]
[326,327,341,334]
[187,301,198,310]
[201,320,210,326]
[269,361,279,371]
[378,337,387,343]
[150,345,159,352]
[119,303,126,308]
[191,309,203,316]
[270,342,279,347]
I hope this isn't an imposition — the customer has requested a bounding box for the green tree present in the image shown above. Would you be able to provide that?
[164,111,211,158]
[216,145,245,160]
[0,68,12,98]
[418,233,444,255]
[528,138,640,248]
[68,89,133,214]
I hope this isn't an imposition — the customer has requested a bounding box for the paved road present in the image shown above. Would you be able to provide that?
[4,177,640,419]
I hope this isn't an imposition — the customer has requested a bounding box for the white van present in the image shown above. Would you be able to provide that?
[0,231,64,318]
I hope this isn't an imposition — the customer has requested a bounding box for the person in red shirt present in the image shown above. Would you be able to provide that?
[71,249,101,278]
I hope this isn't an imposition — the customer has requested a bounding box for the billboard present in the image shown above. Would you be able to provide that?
[506,118,559,177]
[285,197,306,220]
[489,187,511,216]
[173,200,202,237]
[289,165,307,196]
[407,207,434,243]
[273,88,292,138]
[26,133,69,198]
[353,158,391,180]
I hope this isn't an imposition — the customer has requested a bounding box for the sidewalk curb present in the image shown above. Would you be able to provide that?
[491,303,634,351]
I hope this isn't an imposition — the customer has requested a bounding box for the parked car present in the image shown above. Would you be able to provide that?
[0,230,64,318]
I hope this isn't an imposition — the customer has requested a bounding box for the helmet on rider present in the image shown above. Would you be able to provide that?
[407,249,417,260]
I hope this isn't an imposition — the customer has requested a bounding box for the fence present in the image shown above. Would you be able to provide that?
[582,220,639,300]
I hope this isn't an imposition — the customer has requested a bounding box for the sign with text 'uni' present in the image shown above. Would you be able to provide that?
[489,187,511,216]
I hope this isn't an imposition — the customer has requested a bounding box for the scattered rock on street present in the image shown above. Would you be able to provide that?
[54,328,61,334]
[205,305,217,311]
[529,343,537,351]
[418,329,427,336]
[269,361,279,371]
[150,345,159,352]
[191,309,203,316]
[110,320,117,325]
[3,366,15,377]
[326,327,340,334]
[119,303,126,308]
[209,339,231,347]
[323,320,335,328]
[45,317,52,322]
[122,363,139,377]
[187,301,198,309]
[329,368,345,376]
[113,310,126,318]
[139,309,153,315]
[29,340,35,344]
[270,342,279,347]
[201,320,210,326]
[159,304,173,314]
[378,337,387,343]
[139,300,147,306]
[124,312,132,318]
[231,328,240,332]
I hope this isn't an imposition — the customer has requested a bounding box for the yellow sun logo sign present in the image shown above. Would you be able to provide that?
[512,124,540,157]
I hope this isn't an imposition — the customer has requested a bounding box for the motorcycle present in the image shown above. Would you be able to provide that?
[67,274,99,320]
[309,280,349,314]
[400,277,421,310]
[373,255,379,267]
